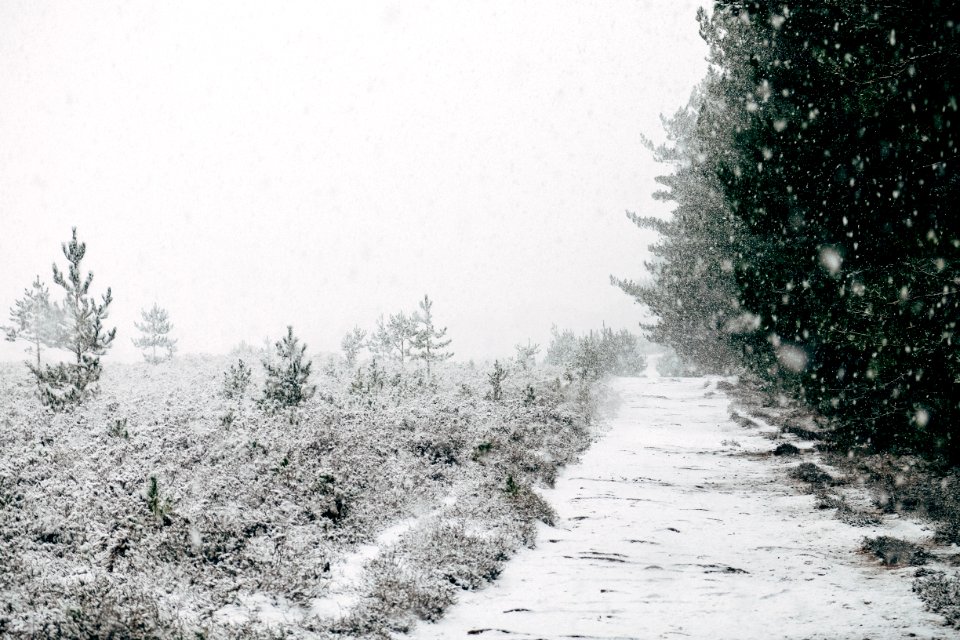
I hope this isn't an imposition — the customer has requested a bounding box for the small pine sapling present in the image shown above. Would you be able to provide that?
[341,326,367,368]
[487,359,508,403]
[132,303,177,363]
[411,295,453,378]
[348,366,366,396]
[367,357,385,393]
[544,325,577,369]
[108,417,129,438]
[387,311,418,364]
[145,475,172,524]
[260,326,316,410]
[514,340,540,371]
[222,358,252,400]
[368,316,394,361]
[3,276,64,390]
[40,228,116,408]
[523,384,536,406]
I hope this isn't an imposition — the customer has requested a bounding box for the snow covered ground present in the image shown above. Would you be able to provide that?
[408,376,950,639]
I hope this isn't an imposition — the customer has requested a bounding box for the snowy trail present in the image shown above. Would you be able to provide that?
[408,377,947,640]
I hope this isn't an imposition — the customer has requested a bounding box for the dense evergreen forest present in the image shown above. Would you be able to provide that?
[617,1,960,461]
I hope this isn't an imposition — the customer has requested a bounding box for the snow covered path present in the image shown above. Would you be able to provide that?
[408,377,947,640]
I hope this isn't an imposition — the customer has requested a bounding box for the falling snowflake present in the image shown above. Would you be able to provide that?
[819,247,843,275]
[777,344,808,373]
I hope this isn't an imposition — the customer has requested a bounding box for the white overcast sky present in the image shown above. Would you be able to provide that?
[0,1,708,362]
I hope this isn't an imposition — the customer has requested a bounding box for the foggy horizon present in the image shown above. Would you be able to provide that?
[0,1,709,363]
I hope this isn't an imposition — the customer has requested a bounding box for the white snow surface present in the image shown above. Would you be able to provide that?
[408,376,949,639]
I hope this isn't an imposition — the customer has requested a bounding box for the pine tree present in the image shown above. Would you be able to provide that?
[368,315,395,361]
[411,295,453,376]
[387,311,418,364]
[222,358,252,400]
[612,79,746,374]
[487,359,508,402]
[260,325,315,409]
[700,1,960,458]
[132,303,177,364]
[341,326,367,368]
[41,228,116,407]
[3,276,64,378]
[599,327,647,377]
[627,2,960,460]
[544,325,578,368]
[514,340,540,371]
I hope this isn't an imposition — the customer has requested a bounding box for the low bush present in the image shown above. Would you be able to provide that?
[862,536,929,567]
[773,442,800,457]
[914,569,960,626]
[655,349,700,377]
[789,462,839,487]
[825,453,960,545]
[0,355,600,637]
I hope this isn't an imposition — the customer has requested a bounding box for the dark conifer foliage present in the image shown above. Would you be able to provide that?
[41,228,116,408]
[613,83,746,374]
[260,325,315,409]
[626,2,960,460]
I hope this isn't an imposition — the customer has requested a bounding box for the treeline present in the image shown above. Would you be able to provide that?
[544,325,648,380]
[1,228,457,411]
[340,295,453,374]
[617,2,959,461]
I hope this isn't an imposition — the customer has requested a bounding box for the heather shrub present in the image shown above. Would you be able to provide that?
[862,536,929,567]
[914,570,960,626]
[0,353,600,637]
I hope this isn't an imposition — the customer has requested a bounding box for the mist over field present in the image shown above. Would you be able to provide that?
[0,0,708,363]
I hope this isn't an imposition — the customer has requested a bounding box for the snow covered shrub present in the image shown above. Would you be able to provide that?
[523,383,536,405]
[376,554,457,624]
[773,442,800,457]
[514,340,540,370]
[411,521,508,589]
[788,462,838,487]
[503,476,556,527]
[39,578,173,640]
[107,416,129,438]
[861,536,929,567]
[222,358,252,400]
[341,325,367,368]
[914,570,960,626]
[832,498,881,528]
[486,359,508,402]
[348,357,386,403]
[260,326,315,410]
[655,348,701,377]
[0,353,601,637]
[831,453,960,545]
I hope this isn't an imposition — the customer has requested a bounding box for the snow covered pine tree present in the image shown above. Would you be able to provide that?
[39,228,116,408]
[3,276,64,392]
[132,303,177,363]
[411,294,453,377]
